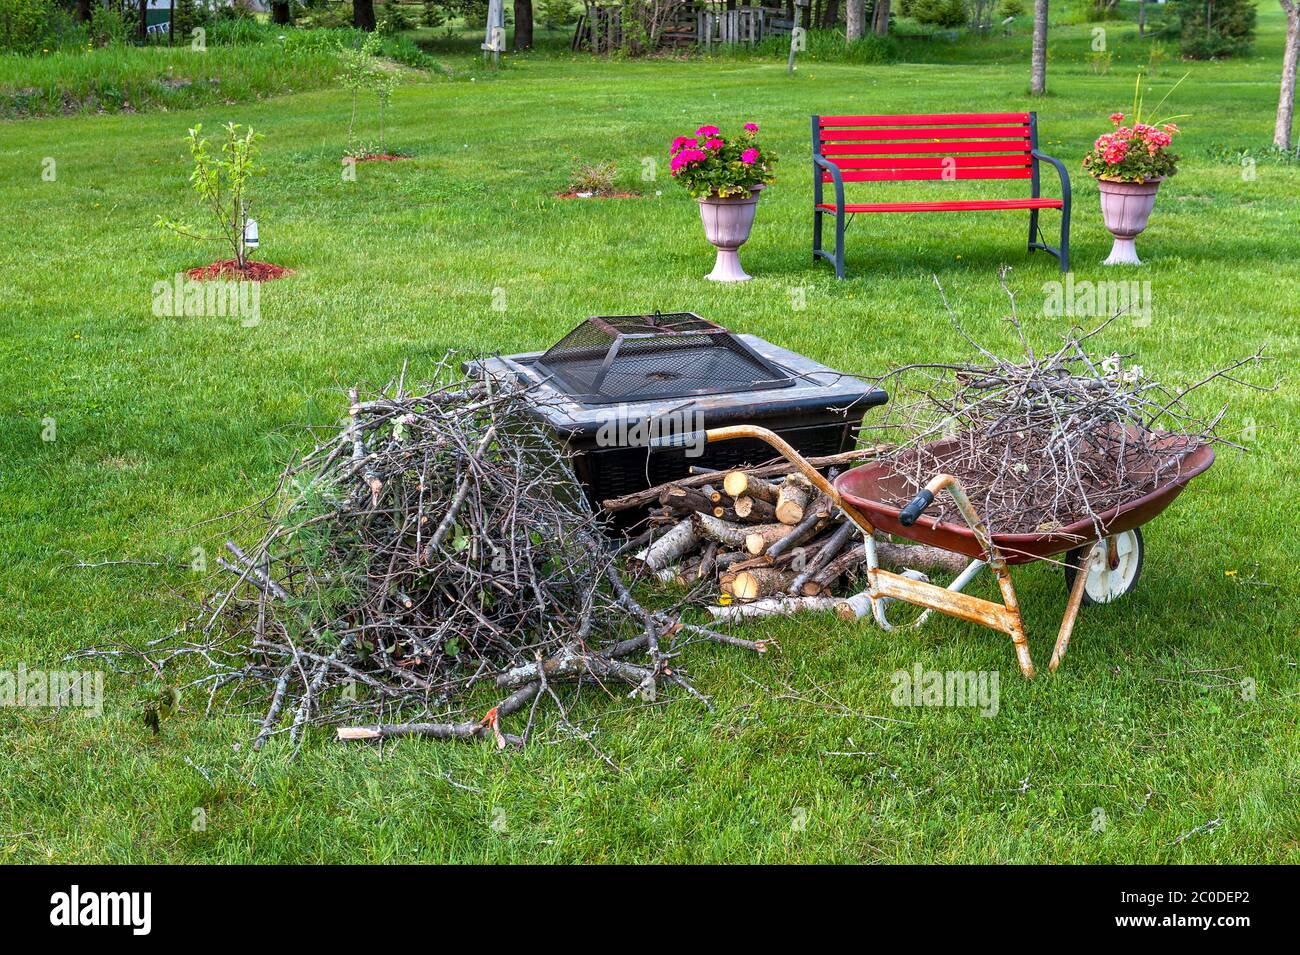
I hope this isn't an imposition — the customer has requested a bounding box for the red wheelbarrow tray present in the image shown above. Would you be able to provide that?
[833,437,1216,565]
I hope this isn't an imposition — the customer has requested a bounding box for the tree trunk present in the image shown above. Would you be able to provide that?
[514,0,534,49]
[801,0,812,30]
[138,0,148,41]
[272,1,292,24]
[846,0,864,39]
[1030,0,1048,95]
[168,0,174,43]
[821,0,839,28]
[1276,2,1300,151]
[1138,0,1145,36]
[76,0,92,22]
[872,0,889,34]
[354,0,376,30]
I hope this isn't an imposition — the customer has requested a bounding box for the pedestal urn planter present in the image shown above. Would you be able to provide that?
[1097,178,1163,266]
[697,185,764,282]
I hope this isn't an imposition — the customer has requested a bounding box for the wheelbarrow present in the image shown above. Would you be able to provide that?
[652,425,1215,678]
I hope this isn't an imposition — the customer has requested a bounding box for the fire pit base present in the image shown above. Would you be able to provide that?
[469,331,886,527]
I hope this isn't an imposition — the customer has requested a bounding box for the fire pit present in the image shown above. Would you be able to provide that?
[469,313,886,522]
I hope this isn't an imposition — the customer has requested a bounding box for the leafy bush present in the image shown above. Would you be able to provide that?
[538,0,576,26]
[379,2,416,33]
[996,0,1025,16]
[910,0,966,28]
[89,5,130,47]
[0,0,56,54]
[1176,0,1255,59]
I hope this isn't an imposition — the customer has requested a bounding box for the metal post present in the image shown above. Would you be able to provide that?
[482,0,505,67]
[787,0,807,73]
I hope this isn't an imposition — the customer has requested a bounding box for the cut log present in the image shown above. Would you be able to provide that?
[696,541,718,582]
[723,470,780,503]
[690,512,753,549]
[661,486,715,514]
[835,570,929,620]
[874,539,969,575]
[731,567,796,601]
[804,543,867,595]
[744,523,795,555]
[732,494,777,522]
[706,595,842,622]
[765,501,829,560]
[631,520,698,575]
[788,520,857,594]
[775,473,813,525]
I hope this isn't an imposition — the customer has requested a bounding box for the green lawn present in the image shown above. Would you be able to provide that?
[1,8,1297,863]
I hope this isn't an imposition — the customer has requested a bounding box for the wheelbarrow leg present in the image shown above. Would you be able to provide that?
[992,564,1035,680]
[900,473,1036,678]
[1049,542,1096,673]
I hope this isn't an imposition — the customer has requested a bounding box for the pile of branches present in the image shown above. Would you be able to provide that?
[872,285,1269,538]
[108,361,760,753]
[604,456,970,623]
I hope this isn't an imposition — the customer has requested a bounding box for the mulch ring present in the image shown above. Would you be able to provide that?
[347,153,411,163]
[185,260,295,282]
[555,190,643,200]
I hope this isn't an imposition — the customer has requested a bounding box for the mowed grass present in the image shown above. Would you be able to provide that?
[0,11,1297,863]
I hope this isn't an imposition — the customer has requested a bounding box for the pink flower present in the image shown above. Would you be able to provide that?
[695,125,720,137]
[670,148,708,173]
[671,136,698,153]
[743,123,759,133]
[705,137,725,150]
[741,148,760,164]
[1109,112,1125,125]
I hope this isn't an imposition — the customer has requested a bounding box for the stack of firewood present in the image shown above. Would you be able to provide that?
[602,452,969,623]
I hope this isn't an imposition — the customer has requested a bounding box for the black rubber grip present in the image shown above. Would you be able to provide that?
[646,431,705,450]
[899,489,935,527]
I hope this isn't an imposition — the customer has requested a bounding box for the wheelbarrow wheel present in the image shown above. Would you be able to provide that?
[1063,528,1144,605]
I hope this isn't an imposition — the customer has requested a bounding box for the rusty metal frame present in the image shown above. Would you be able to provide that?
[696,425,1102,679]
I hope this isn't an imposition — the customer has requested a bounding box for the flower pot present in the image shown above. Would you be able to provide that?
[697,185,763,282]
[1097,178,1162,266]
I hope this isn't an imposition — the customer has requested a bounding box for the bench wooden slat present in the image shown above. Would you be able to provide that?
[829,155,1031,170]
[829,167,1033,183]
[817,198,1064,213]
[819,112,1030,127]
[822,140,1032,156]
[820,126,1031,142]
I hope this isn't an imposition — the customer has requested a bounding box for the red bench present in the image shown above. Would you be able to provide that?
[811,111,1071,279]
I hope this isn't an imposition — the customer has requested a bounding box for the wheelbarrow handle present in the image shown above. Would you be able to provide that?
[650,425,878,535]
[899,489,935,527]
[645,431,705,450]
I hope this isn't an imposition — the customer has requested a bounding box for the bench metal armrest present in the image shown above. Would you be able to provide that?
[1030,149,1071,203]
[813,154,846,212]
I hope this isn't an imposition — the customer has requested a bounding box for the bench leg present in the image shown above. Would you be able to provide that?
[833,207,846,280]
[1028,207,1071,273]
[812,208,823,262]
[1058,197,1071,272]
